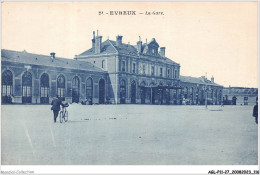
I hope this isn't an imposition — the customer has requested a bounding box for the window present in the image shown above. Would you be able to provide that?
[57,75,65,99]
[22,71,32,97]
[102,60,105,69]
[72,76,80,103]
[167,69,170,78]
[173,89,177,99]
[151,66,155,76]
[86,78,93,99]
[120,79,126,103]
[1,70,13,97]
[143,64,146,74]
[174,70,177,78]
[160,67,163,77]
[132,63,136,73]
[122,61,126,72]
[40,73,49,98]
[72,76,80,91]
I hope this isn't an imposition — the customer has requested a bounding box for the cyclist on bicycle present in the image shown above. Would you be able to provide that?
[59,101,69,123]
[61,101,69,110]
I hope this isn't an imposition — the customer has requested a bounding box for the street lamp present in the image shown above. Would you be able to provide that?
[203,85,208,109]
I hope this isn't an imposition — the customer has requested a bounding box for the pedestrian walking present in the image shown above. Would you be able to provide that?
[253,101,258,124]
[51,95,62,123]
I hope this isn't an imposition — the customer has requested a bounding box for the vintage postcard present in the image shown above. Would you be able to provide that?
[1,1,258,174]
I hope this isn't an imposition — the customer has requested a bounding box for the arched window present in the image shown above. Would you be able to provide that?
[22,71,32,96]
[57,75,65,100]
[40,73,49,103]
[40,73,49,97]
[86,78,93,99]
[72,76,80,103]
[120,79,126,86]
[22,71,32,103]
[2,70,13,97]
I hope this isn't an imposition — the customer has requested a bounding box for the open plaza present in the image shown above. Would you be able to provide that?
[1,104,258,165]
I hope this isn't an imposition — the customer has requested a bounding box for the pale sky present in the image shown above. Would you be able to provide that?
[2,2,258,88]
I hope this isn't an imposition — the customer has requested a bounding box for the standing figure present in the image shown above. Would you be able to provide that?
[51,95,62,123]
[106,95,110,104]
[253,101,258,124]
[88,96,93,105]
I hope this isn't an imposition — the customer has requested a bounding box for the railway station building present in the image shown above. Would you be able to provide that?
[1,32,223,105]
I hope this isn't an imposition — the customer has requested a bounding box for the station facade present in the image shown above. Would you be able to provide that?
[222,87,258,105]
[1,32,223,105]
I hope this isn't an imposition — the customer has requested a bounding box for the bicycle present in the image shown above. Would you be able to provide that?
[59,106,68,123]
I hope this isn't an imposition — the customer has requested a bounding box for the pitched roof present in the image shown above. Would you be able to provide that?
[223,87,258,95]
[180,75,222,86]
[79,39,179,65]
[79,40,118,56]
[1,49,105,73]
[110,40,138,55]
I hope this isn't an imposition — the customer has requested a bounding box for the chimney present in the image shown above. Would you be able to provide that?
[159,47,165,57]
[201,76,206,82]
[211,76,214,83]
[137,36,142,54]
[137,41,142,54]
[95,31,102,54]
[74,55,78,60]
[50,52,55,61]
[92,31,95,48]
[116,35,123,47]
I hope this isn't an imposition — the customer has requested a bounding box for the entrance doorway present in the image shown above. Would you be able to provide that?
[1,70,13,104]
[40,73,49,104]
[130,80,136,104]
[99,78,105,104]
[22,71,32,104]
[120,79,126,104]
[140,82,146,104]
[72,76,80,103]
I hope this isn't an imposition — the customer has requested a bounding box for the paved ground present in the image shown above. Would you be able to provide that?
[1,104,258,165]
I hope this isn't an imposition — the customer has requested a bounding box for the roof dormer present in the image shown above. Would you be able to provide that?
[143,38,159,56]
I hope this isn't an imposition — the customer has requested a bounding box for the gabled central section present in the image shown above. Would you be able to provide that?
[143,38,159,56]
[78,31,168,59]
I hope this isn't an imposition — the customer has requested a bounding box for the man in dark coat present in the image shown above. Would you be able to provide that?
[51,95,62,123]
[253,102,258,124]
